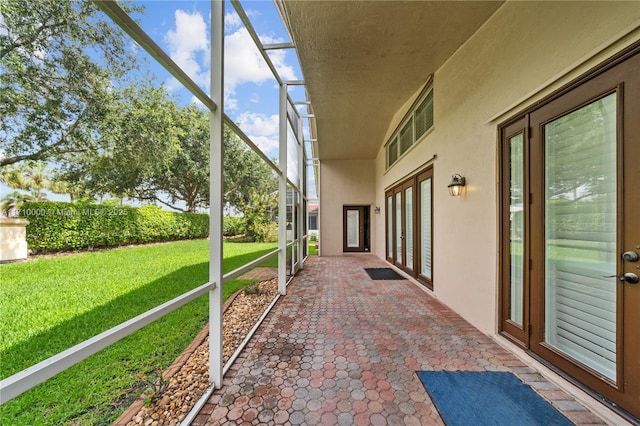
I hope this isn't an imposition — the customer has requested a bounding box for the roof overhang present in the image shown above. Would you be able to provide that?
[279,1,504,161]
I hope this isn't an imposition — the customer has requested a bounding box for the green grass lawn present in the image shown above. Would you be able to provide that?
[0,239,276,425]
[308,240,317,255]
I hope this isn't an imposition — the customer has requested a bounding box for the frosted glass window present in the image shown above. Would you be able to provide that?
[346,210,359,248]
[544,93,617,380]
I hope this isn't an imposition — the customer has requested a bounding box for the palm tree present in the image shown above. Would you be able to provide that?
[0,162,50,201]
[0,191,35,217]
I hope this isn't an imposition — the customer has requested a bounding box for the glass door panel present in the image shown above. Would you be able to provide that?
[343,206,367,252]
[544,93,617,380]
[387,170,432,286]
[395,192,402,263]
[387,195,393,259]
[346,209,359,248]
[509,133,525,326]
[405,187,413,269]
[420,178,432,281]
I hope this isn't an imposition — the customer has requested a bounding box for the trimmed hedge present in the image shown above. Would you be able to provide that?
[223,216,245,237]
[19,202,209,254]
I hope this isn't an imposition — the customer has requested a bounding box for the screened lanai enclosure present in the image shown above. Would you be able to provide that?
[2,1,640,425]
[0,0,319,419]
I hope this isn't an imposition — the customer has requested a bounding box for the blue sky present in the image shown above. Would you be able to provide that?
[0,1,314,206]
[129,0,306,159]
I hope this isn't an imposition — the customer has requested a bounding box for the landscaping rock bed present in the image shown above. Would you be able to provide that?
[119,278,279,426]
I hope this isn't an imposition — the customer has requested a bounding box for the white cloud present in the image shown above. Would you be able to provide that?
[236,112,280,154]
[250,135,279,154]
[261,34,297,82]
[163,8,297,114]
[165,9,210,89]
[224,12,242,31]
[224,94,238,111]
[224,28,296,93]
[237,112,279,135]
[224,28,272,90]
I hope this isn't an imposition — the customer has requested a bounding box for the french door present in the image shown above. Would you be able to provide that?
[394,181,414,273]
[343,206,369,252]
[385,167,433,288]
[500,46,640,418]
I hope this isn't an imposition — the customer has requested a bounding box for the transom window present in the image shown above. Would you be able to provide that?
[386,87,434,169]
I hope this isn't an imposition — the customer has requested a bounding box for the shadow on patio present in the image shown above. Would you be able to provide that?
[191,255,608,425]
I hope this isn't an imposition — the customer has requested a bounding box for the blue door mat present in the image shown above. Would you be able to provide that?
[416,371,573,426]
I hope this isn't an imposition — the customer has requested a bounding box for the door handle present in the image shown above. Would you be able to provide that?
[622,251,639,262]
[604,273,639,284]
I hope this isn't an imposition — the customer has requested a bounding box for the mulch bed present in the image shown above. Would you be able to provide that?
[114,278,279,426]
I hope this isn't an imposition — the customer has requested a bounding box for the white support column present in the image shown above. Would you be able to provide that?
[209,0,224,389]
[278,83,288,295]
[297,116,304,269]
[317,159,322,257]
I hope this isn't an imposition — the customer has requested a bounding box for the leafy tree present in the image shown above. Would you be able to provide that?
[0,0,141,167]
[63,89,279,215]
[237,188,278,242]
[223,128,278,212]
[48,175,92,203]
[140,104,210,212]
[133,106,278,214]
[57,82,182,203]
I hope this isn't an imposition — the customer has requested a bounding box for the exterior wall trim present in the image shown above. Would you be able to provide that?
[501,38,640,128]
[383,154,438,191]
[488,24,640,125]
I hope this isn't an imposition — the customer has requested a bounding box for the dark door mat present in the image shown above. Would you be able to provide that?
[364,268,405,280]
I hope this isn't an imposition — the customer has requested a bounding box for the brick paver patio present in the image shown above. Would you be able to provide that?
[192,255,609,425]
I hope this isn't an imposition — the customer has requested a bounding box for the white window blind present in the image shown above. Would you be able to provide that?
[387,196,393,258]
[415,91,433,139]
[544,93,617,380]
[405,187,413,269]
[420,178,432,280]
[399,118,413,155]
[388,138,398,167]
[395,192,402,261]
[509,133,524,326]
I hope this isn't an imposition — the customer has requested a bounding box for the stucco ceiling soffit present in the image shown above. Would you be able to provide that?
[281,1,504,161]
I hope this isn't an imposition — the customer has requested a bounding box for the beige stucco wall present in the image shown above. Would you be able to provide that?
[0,218,29,262]
[372,1,640,334]
[319,160,376,255]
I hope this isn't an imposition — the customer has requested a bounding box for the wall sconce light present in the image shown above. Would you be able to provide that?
[448,174,466,197]
[374,206,381,214]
